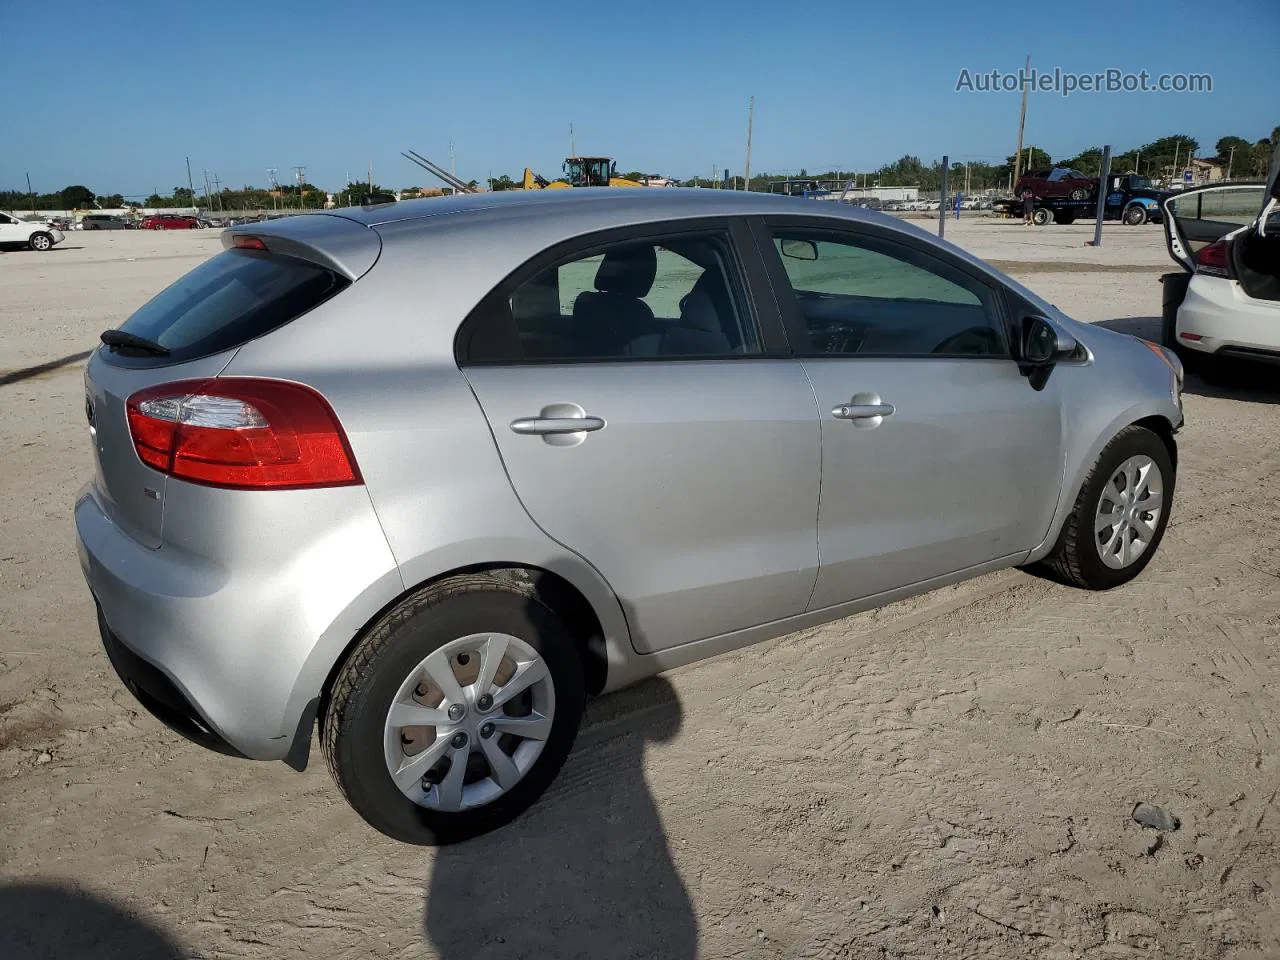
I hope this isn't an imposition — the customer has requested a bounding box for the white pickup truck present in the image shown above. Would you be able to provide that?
[0,211,65,251]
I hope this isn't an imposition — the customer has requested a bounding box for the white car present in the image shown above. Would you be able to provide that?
[0,211,65,251]
[1161,154,1280,374]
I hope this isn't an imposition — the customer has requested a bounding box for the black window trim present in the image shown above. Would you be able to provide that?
[750,214,1019,362]
[453,216,792,367]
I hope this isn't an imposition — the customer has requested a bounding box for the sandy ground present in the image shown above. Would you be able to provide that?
[1,219,1277,959]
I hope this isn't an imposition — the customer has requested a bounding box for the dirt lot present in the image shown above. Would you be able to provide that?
[1,220,1277,959]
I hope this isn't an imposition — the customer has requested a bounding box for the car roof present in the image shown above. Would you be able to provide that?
[325,187,869,228]
[230,186,1029,309]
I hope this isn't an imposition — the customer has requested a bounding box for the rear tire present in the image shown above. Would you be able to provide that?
[1123,205,1147,226]
[1032,208,1052,226]
[322,572,585,845]
[1035,426,1174,590]
[28,232,53,251]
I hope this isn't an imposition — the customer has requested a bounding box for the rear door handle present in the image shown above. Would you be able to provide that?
[510,416,606,435]
[831,402,894,420]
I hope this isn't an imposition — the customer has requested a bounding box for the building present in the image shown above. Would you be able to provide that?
[826,185,921,203]
[1188,157,1226,183]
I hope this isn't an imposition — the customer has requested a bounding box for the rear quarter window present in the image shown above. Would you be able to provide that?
[104,248,348,367]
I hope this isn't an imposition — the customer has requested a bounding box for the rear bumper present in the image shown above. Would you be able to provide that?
[75,482,403,762]
[96,604,246,758]
[1175,275,1280,357]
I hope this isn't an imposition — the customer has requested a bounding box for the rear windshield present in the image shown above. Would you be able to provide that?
[105,248,348,366]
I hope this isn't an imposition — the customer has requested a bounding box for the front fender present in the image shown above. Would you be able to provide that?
[1027,398,1180,563]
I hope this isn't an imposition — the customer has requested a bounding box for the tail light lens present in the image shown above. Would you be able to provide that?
[126,379,361,489]
[1194,238,1230,278]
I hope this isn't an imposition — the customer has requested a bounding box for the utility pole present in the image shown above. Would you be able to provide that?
[202,169,212,211]
[712,164,718,189]
[449,141,456,179]
[294,166,307,209]
[1227,144,1236,181]
[569,123,575,158]
[938,155,949,239]
[185,157,197,211]
[25,172,35,213]
[1171,140,1181,185]
[1089,145,1112,247]
[743,95,754,192]
[209,172,222,211]
[1012,55,1031,190]
[368,160,372,194]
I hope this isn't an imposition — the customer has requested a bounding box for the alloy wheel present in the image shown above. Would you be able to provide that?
[383,633,555,812]
[1094,455,1164,569]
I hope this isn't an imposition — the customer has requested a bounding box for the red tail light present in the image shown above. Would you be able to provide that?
[126,379,361,489]
[1194,238,1230,277]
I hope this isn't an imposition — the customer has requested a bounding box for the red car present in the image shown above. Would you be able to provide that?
[1014,167,1096,201]
[141,214,201,230]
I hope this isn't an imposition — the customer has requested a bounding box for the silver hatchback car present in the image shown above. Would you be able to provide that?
[77,189,1184,844]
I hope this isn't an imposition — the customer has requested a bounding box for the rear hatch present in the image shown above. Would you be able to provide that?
[86,214,380,547]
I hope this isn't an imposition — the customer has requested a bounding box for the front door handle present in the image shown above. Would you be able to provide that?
[831,392,894,428]
[831,402,895,420]
[510,416,606,435]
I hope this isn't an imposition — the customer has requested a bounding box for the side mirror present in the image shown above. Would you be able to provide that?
[1021,315,1079,365]
[780,238,818,261]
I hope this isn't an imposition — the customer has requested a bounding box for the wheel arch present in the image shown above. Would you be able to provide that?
[1027,405,1180,564]
[299,558,623,772]
[1132,414,1178,473]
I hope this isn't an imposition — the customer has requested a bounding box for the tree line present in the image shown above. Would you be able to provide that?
[5,128,1275,211]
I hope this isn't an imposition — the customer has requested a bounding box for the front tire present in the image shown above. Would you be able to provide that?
[322,572,585,845]
[28,232,53,251]
[1036,426,1174,589]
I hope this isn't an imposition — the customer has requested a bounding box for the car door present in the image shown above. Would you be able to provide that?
[0,212,26,243]
[459,219,821,654]
[753,217,1065,611]
[1162,182,1271,270]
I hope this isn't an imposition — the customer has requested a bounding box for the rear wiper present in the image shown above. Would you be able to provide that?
[100,329,170,356]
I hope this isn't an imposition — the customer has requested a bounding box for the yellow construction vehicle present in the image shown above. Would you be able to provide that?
[520,156,643,190]
[404,149,644,194]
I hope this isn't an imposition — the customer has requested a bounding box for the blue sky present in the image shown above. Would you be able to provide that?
[1,0,1273,196]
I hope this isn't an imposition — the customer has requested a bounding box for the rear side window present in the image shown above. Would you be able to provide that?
[106,248,348,367]
[458,230,761,364]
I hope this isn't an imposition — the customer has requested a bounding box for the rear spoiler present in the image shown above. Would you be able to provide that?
[223,213,382,281]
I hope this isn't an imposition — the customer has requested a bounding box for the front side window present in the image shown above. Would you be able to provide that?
[462,231,761,363]
[769,229,1006,357]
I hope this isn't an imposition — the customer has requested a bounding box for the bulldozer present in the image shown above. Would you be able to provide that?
[532,156,643,189]
[402,149,642,194]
